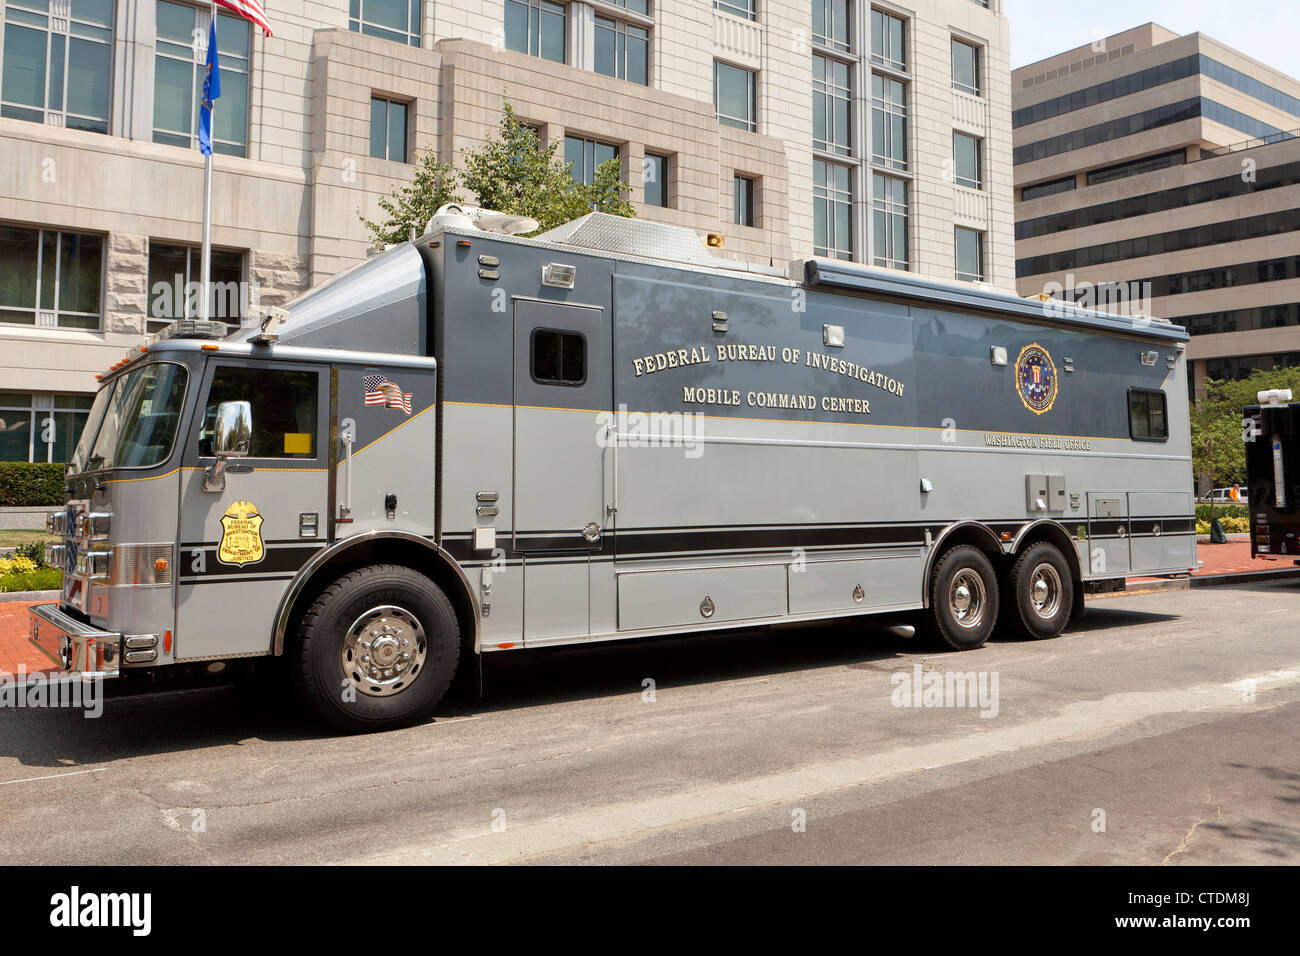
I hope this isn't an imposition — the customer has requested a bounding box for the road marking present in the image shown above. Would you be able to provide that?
[0,768,106,786]
[354,663,1300,866]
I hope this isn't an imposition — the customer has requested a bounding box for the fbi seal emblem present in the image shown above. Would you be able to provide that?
[218,500,265,567]
[1015,344,1058,415]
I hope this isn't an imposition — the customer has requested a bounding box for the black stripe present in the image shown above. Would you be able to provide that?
[178,544,324,580]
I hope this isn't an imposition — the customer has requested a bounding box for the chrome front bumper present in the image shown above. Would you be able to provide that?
[28,604,121,678]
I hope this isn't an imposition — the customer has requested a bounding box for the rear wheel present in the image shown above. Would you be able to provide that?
[926,545,999,651]
[1006,542,1074,640]
[293,564,460,732]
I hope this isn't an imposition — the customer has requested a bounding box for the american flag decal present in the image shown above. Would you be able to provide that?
[364,373,412,416]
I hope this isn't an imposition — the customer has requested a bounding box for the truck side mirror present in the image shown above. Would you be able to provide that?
[204,401,252,492]
[213,401,252,457]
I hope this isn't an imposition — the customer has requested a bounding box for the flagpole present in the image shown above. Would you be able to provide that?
[199,0,216,325]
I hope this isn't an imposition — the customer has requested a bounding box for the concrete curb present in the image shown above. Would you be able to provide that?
[1191,567,1300,587]
[0,589,59,604]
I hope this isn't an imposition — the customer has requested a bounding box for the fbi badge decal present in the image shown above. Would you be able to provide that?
[218,500,265,567]
[1015,344,1058,415]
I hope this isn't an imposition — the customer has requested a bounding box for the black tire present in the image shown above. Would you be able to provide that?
[293,564,460,733]
[1006,542,1074,640]
[927,545,999,651]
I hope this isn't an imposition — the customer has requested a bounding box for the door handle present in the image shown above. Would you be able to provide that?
[582,521,601,543]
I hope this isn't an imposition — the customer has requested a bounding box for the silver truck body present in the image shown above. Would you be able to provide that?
[30,215,1194,708]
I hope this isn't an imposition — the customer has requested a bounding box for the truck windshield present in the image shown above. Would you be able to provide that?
[83,363,188,470]
[67,380,117,474]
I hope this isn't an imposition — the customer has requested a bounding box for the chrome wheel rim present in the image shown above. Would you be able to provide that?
[342,605,427,698]
[949,569,987,630]
[1028,564,1062,620]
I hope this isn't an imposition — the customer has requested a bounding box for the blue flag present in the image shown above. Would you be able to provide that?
[199,19,221,157]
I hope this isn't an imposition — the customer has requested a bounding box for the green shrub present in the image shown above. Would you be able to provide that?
[14,541,45,567]
[1195,503,1246,522]
[1196,516,1250,535]
[0,462,65,507]
[0,566,61,593]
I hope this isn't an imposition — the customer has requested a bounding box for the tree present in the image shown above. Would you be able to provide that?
[359,100,635,243]
[1191,365,1300,505]
[360,151,460,246]
[459,101,634,234]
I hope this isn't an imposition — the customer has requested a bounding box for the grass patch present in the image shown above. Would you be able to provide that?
[0,567,61,593]
[0,529,56,549]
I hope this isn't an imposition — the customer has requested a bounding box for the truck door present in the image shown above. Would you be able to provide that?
[512,300,612,553]
[174,360,330,660]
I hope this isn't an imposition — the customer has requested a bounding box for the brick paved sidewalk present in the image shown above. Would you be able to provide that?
[0,600,57,676]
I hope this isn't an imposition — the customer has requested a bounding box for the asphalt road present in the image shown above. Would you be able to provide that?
[2,580,1299,865]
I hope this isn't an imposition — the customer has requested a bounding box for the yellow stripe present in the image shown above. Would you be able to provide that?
[104,467,181,484]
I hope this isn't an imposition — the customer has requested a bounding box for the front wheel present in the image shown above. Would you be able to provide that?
[1007,542,1074,640]
[293,564,460,732]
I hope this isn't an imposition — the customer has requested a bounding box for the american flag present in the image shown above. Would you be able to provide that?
[364,374,412,416]
[215,0,273,37]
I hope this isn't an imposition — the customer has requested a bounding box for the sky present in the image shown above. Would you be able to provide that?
[1004,0,1300,76]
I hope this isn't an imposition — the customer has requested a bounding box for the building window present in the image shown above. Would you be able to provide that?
[0,0,113,132]
[714,0,756,21]
[870,8,905,72]
[370,96,409,162]
[954,132,982,189]
[349,0,422,47]
[733,175,756,227]
[594,16,649,86]
[871,74,907,170]
[872,174,907,270]
[1086,149,1187,187]
[955,227,984,283]
[813,160,852,259]
[714,61,756,132]
[531,329,586,386]
[0,391,93,464]
[643,153,669,208]
[565,136,619,186]
[951,38,981,96]
[146,242,245,333]
[153,2,250,156]
[813,54,852,156]
[505,0,566,63]
[0,224,102,330]
[1020,176,1076,202]
[812,0,850,52]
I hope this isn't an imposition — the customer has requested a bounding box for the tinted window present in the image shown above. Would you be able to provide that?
[531,329,586,385]
[1128,389,1168,441]
[200,366,318,458]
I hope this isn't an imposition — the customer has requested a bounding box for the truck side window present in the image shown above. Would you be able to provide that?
[1128,388,1168,442]
[200,367,318,459]
[531,329,586,386]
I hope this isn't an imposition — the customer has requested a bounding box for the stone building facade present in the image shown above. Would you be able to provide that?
[0,0,1012,462]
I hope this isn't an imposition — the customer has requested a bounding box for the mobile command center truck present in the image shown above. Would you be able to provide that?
[31,210,1197,731]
